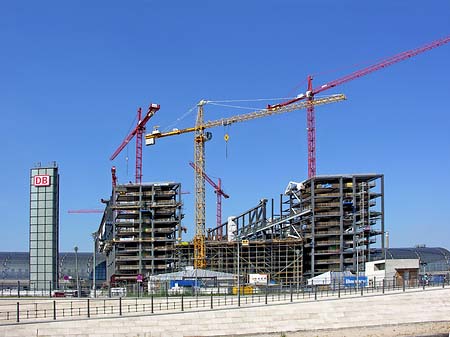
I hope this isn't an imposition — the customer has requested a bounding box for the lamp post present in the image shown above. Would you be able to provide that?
[356,235,359,289]
[74,246,80,298]
[295,249,300,291]
[92,233,97,298]
[237,239,240,306]
[384,231,389,261]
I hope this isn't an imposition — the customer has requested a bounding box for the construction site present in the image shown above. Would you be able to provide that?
[94,36,447,290]
[98,173,384,287]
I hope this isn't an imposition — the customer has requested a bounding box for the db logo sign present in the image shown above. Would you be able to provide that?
[34,175,50,187]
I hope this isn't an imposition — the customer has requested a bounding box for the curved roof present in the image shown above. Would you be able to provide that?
[371,247,450,272]
[0,252,106,281]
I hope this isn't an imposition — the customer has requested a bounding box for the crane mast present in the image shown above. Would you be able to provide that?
[193,100,207,269]
[189,161,229,240]
[135,108,144,184]
[306,76,315,179]
[145,94,346,268]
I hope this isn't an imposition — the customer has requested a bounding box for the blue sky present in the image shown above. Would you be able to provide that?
[1,1,449,253]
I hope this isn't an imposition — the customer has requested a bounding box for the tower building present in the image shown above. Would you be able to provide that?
[29,162,59,291]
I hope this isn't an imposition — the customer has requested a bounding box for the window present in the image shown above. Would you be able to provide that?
[374,263,385,271]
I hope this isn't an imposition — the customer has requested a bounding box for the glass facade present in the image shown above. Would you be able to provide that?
[29,164,59,291]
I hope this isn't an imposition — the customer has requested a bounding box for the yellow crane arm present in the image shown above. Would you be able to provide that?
[145,94,346,145]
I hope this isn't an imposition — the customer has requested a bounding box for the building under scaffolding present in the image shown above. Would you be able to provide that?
[97,174,384,286]
[97,182,182,284]
[177,240,304,286]
[178,174,384,284]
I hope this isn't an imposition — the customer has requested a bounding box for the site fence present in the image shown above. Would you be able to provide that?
[0,277,449,325]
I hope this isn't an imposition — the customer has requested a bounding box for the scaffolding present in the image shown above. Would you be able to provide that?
[98,182,182,283]
[177,239,304,286]
[285,174,385,278]
[196,174,384,282]
[97,174,384,286]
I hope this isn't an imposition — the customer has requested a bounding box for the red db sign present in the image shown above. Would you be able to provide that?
[34,175,50,187]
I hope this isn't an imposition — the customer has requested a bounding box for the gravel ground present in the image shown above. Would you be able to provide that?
[218,321,450,337]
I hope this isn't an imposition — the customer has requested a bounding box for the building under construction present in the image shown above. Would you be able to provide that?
[97,174,384,286]
[97,182,182,284]
[177,174,384,286]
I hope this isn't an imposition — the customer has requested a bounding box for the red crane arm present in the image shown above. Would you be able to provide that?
[110,103,161,160]
[189,162,230,198]
[269,35,450,109]
[68,209,103,214]
[313,36,450,95]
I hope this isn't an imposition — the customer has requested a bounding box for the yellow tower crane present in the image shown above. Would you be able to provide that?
[145,93,346,269]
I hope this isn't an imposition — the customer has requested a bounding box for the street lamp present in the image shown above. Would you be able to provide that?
[384,231,389,261]
[74,246,80,298]
[92,233,98,298]
[237,238,240,307]
[295,249,300,291]
[356,235,359,288]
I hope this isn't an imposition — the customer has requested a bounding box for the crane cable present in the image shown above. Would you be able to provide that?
[163,104,198,132]
[163,95,329,131]
[207,97,296,103]
[224,124,230,159]
[160,94,336,159]
[123,112,138,181]
[207,102,261,111]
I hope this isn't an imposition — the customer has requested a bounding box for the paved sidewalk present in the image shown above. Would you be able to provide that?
[0,287,449,337]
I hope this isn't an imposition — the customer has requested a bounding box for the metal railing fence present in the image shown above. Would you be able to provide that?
[0,277,448,325]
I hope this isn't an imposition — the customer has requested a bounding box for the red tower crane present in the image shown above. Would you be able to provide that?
[189,161,229,240]
[268,36,450,178]
[110,103,161,184]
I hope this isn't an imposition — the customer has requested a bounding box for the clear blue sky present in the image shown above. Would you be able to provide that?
[1,1,449,253]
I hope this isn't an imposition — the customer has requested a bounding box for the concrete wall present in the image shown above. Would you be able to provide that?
[366,259,419,282]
